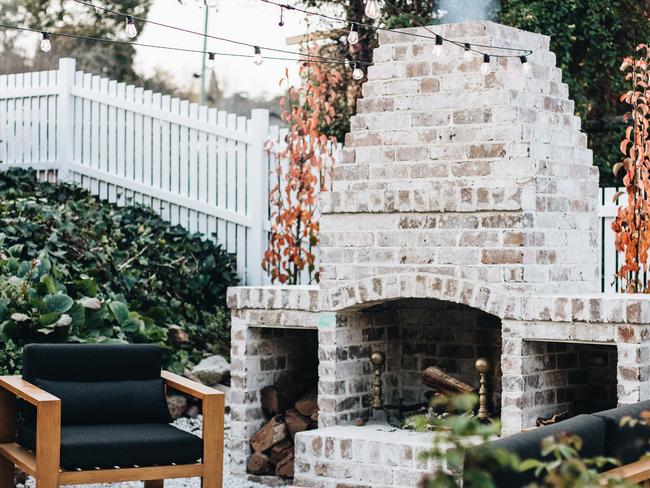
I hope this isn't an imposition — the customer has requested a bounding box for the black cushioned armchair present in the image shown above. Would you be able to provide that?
[0,344,225,488]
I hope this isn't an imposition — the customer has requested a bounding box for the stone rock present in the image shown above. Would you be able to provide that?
[166,394,188,420]
[186,405,200,418]
[191,355,230,385]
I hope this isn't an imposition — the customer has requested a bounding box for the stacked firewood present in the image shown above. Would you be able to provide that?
[247,384,318,478]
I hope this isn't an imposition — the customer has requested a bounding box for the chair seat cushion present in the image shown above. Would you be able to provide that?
[17,423,203,470]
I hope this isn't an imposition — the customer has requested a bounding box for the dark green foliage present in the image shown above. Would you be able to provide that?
[0,169,238,374]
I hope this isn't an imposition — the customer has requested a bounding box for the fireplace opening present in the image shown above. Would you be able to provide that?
[519,341,618,427]
[331,298,502,425]
[244,327,319,478]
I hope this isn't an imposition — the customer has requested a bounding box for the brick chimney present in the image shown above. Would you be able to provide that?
[319,21,599,294]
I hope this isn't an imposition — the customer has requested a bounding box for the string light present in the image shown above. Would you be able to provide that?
[463,43,472,61]
[352,62,364,80]
[520,55,530,73]
[347,25,359,45]
[125,15,137,38]
[278,6,284,27]
[433,35,443,58]
[258,0,532,62]
[364,0,381,20]
[207,52,216,71]
[253,46,263,65]
[481,54,491,74]
[40,31,51,52]
[1,22,367,69]
[70,0,361,67]
[204,0,219,7]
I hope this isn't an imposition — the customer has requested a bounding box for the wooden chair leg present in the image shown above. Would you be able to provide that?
[0,458,13,488]
[202,394,225,488]
[144,480,164,488]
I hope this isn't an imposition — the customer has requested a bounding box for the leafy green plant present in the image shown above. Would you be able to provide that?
[0,250,168,374]
[0,169,238,372]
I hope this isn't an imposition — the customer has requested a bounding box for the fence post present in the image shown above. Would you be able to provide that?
[56,58,76,181]
[247,109,270,286]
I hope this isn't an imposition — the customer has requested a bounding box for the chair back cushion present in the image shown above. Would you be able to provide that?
[464,414,607,487]
[21,344,171,424]
[593,400,650,464]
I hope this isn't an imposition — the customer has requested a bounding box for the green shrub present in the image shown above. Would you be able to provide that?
[0,169,238,373]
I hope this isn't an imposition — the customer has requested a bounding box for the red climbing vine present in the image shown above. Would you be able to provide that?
[612,45,650,292]
[262,56,340,284]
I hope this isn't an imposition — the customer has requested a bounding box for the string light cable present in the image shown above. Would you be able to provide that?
[259,0,533,61]
[0,22,370,67]
[68,0,368,67]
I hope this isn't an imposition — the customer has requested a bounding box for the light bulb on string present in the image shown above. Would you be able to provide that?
[278,6,284,26]
[125,15,137,38]
[433,35,443,58]
[520,55,530,74]
[207,52,215,71]
[253,46,263,65]
[352,62,364,81]
[348,25,359,45]
[463,43,472,61]
[364,0,380,20]
[40,32,51,52]
[481,54,491,74]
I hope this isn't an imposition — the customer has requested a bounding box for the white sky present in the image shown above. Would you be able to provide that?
[134,0,322,98]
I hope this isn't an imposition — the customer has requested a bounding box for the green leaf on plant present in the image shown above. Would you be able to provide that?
[43,294,74,314]
[108,301,130,325]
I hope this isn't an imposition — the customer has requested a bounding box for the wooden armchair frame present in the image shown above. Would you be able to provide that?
[0,371,224,488]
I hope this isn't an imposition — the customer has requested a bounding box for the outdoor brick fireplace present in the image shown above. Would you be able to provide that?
[227,21,650,488]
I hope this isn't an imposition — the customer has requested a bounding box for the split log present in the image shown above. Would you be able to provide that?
[284,409,311,439]
[536,410,569,427]
[261,384,300,417]
[247,452,272,475]
[251,415,288,452]
[295,388,318,417]
[269,439,293,465]
[422,366,475,395]
[275,452,294,478]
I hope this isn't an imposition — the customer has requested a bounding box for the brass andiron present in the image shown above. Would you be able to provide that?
[475,357,490,421]
[370,351,385,409]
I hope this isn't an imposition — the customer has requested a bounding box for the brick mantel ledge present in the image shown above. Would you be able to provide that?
[227,275,650,325]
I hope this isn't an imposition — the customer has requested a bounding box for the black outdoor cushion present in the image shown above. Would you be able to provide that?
[34,378,171,424]
[465,414,606,488]
[17,423,203,470]
[22,343,163,382]
[593,401,650,464]
[20,344,171,425]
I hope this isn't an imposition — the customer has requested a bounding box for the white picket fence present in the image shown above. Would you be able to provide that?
[600,187,623,293]
[0,58,288,285]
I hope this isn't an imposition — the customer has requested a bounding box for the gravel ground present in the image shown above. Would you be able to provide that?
[21,414,271,488]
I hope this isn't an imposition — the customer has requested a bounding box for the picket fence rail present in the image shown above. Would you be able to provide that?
[0,58,629,292]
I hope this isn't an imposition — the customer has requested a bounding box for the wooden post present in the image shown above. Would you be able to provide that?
[201,393,225,488]
[0,388,15,488]
[247,108,270,286]
[35,399,60,488]
[56,58,75,182]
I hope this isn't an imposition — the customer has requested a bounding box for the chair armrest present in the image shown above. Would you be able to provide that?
[0,375,61,479]
[601,458,650,484]
[0,376,60,406]
[161,371,223,400]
